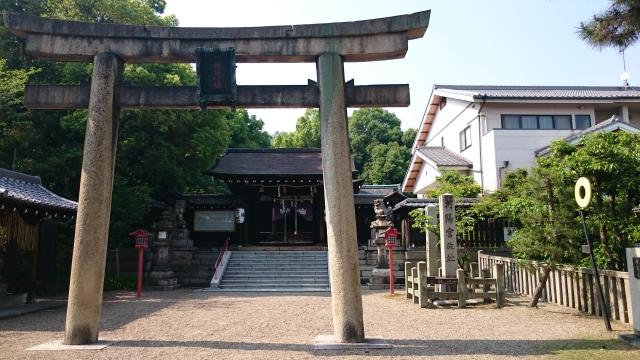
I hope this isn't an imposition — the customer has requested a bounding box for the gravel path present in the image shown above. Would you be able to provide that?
[0,289,637,359]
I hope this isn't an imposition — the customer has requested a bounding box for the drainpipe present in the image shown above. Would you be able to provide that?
[477,96,487,195]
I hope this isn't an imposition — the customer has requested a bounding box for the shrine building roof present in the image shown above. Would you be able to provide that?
[207,148,356,181]
[0,168,77,216]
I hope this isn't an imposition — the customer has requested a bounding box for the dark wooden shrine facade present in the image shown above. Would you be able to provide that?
[182,148,405,247]
[0,168,77,301]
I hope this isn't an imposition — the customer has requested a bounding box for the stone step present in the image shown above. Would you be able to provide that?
[227,261,328,268]
[219,282,330,288]
[230,258,326,261]
[222,274,328,280]
[225,267,328,272]
[227,260,328,265]
[232,252,327,255]
[229,257,327,261]
[208,288,330,292]
[217,250,329,292]
[225,270,328,275]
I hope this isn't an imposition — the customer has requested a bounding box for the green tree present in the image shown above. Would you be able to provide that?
[503,144,582,307]
[348,108,403,171]
[272,107,415,184]
[225,110,271,148]
[466,132,640,306]
[361,142,410,184]
[0,0,265,245]
[45,0,177,25]
[579,0,640,50]
[564,131,640,270]
[425,171,481,198]
[272,109,320,148]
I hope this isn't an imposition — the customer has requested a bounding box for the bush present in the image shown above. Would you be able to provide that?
[104,274,138,291]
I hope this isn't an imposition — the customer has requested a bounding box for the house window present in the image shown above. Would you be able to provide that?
[575,115,591,130]
[502,115,520,129]
[555,115,572,129]
[459,125,472,151]
[500,114,576,129]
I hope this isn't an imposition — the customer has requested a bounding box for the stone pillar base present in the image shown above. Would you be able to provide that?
[148,270,178,291]
[313,335,391,350]
[367,268,390,290]
[620,334,640,348]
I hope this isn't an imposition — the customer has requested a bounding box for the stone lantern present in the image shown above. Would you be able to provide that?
[367,199,394,289]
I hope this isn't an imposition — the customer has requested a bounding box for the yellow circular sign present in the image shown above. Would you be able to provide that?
[574,177,592,209]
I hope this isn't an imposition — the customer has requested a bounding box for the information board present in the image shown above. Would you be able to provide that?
[194,210,235,232]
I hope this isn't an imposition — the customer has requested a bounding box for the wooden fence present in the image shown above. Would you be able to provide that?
[478,251,633,324]
[458,218,510,248]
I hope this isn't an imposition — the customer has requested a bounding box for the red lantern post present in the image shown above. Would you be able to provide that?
[129,229,150,297]
[384,227,399,294]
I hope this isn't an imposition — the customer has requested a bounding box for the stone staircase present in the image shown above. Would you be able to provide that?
[218,251,330,292]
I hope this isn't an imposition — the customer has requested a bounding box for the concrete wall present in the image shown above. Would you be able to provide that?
[483,129,574,190]
[479,102,597,191]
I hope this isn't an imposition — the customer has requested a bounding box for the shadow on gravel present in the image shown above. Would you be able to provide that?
[112,338,631,357]
[0,290,210,332]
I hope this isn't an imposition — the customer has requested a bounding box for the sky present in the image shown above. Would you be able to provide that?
[163,0,640,134]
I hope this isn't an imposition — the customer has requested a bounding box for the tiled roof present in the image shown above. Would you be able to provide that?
[534,117,640,156]
[0,168,77,214]
[393,197,479,211]
[208,148,323,177]
[434,85,640,100]
[357,184,401,196]
[417,147,472,167]
[207,148,356,177]
[354,184,406,205]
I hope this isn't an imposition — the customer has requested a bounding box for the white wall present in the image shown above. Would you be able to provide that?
[413,158,440,197]
[479,102,597,191]
[483,129,574,190]
[424,98,481,183]
[415,99,613,193]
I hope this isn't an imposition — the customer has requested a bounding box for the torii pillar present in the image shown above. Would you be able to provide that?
[317,52,364,342]
[65,52,122,344]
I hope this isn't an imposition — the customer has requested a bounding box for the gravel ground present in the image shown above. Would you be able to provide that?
[0,289,638,360]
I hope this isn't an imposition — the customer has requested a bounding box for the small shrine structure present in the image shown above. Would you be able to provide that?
[0,168,77,303]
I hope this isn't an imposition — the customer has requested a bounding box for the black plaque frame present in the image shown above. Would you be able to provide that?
[196,47,237,110]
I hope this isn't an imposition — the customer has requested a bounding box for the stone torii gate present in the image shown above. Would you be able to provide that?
[3,10,430,346]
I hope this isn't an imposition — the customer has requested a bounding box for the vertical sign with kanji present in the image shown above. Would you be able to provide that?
[439,193,457,278]
[196,48,237,109]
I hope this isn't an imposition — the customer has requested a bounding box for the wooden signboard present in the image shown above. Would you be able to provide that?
[194,210,236,232]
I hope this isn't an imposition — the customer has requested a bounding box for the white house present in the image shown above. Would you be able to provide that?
[402,85,640,195]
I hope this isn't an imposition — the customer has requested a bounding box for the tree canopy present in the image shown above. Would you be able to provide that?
[0,0,271,245]
[579,0,640,50]
[469,131,640,271]
[450,131,640,305]
[424,171,482,199]
[272,109,320,148]
[272,108,415,185]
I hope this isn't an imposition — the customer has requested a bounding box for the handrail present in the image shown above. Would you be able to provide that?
[214,236,230,273]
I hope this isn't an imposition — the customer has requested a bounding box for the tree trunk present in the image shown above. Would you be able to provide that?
[607,193,623,270]
[529,265,551,307]
[529,177,556,308]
